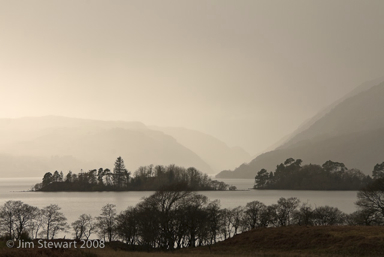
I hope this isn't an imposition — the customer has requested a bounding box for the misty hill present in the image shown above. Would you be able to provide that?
[277,76,384,150]
[217,79,384,178]
[0,116,215,177]
[150,126,251,171]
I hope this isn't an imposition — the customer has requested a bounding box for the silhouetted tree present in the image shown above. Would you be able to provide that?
[274,197,300,226]
[372,162,384,180]
[29,209,44,239]
[255,169,269,188]
[96,204,117,242]
[312,206,346,226]
[72,214,96,240]
[113,156,127,188]
[254,159,370,190]
[322,160,347,173]
[0,201,37,239]
[293,203,314,226]
[356,178,384,223]
[97,168,104,186]
[116,207,139,246]
[242,201,267,230]
[40,204,68,239]
[65,171,73,183]
[42,172,53,187]
[52,171,61,182]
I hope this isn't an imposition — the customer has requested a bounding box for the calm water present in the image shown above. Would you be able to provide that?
[0,178,359,237]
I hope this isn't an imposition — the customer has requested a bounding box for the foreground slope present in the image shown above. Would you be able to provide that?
[190,226,384,256]
[217,79,384,178]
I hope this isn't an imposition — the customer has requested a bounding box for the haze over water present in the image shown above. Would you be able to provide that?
[0,2,382,243]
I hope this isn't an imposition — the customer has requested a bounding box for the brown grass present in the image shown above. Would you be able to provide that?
[188,226,384,257]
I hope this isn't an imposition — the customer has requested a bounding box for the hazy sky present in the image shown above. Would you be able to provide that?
[1,0,384,155]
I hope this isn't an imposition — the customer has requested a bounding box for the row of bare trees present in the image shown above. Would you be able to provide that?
[94,193,350,250]
[0,202,68,240]
[1,193,356,249]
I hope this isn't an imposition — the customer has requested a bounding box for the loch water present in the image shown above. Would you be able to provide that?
[0,177,359,237]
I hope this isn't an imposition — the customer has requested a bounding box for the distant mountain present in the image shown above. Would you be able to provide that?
[217,78,384,178]
[0,116,214,178]
[150,126,251,172]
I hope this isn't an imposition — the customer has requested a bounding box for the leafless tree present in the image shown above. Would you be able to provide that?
[242,200,267,230]
[72,214,96,240]
[274,197,300,226]
[293,203,314,226]
[312,206,346,226]
[356,178,384,219]
[116,207,139,246]
[96,203,117,242]
[0,200,39,239]
[40,204,68,239]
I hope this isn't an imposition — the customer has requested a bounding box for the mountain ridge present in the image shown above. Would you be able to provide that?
[0,116,216,177]
[217,78,384,179]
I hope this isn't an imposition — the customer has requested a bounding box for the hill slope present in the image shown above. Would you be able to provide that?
[0,116,214,177]
[151,126,251,172]
[217,79,384,178]
[194,226,384,257]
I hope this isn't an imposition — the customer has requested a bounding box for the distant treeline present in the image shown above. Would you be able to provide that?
[254,158,376,190]
[33,157,236,192]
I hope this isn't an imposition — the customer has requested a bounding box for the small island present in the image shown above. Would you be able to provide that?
[33,157,236,192]
[254,158,376,190]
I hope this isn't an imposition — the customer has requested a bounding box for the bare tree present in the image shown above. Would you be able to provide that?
[274,197,300,226]
[356,178,384,219]
[230,206,244,235]
[0,201,38,239]
[116,207,139,246]
[242,201,267,230]
[346,209,384,226]
[96,203,117,242]
[40,204,68,239]
[0,201,18,239]
[293,203,314,226]
[29,208,44,239]
[179,193,208,247]
[219,208,233,239]
[312,206,346,226]
[72,214,96,240]
[14,203,39,239]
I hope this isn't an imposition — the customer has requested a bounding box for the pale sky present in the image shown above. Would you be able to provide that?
[1,0,384,155]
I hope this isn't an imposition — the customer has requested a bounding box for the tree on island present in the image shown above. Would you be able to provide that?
[254,158,371,190]
[42,172,53,187]
[255,169,269,188]
[372,162,384,180]
[34,156,236,191]
[322,160,348,173]
[113,156,129,188]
